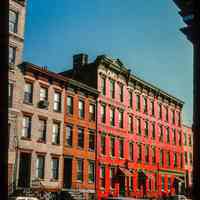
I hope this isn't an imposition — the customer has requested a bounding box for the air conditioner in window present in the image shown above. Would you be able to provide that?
[38,100,49,108]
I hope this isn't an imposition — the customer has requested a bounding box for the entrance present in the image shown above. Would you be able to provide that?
[18,152,31,187]
[119,175,125,196]
[63,157,72,188]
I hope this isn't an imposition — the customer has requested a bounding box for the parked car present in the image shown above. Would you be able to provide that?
[160,195,188,200]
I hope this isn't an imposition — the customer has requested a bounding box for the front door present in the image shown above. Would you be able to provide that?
[119,175,125,196]
[63,158,72,188]
[18,152,31,188]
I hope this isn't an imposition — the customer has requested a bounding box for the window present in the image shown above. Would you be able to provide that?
[51,158,59,180]
[129,143,134,161]
[9,10,18,33]
[66,125,72,146]
[78,100,84,118]
[145,145,149,163]
[36,155,45,179]
[119,110,123,128]
[119,139,124,158]
[100,165,105,188]
[101,135,106,155]
[88,161,95,183]
[101,76,106,95]
[9,83,13,107]
[152,123,155,140]
[165,107,169,122]
[110,137,115,157]
[180,153,183,168]
[136,94,140,111]
[161,176,165,191]
[173,129,176,145]
[110,167,115,189]
[136,118,141,135]
[184,152,188,165]
[128,115,133,133]
[174,153,177,167]
[144,121,148,137]
[129,91,133,108]
[52,122,60,144]
[159,125,163,142]
[89,131,95,151]
[40,87,48,101]
[67,96,73,115]
[160,150,164,167]
[152,146,156,164]
[150,101,154,116]
[101,104,106,123]
[138,144,142,163]
[77,159,83,182]
[53,92,61,112]
[149,178,152,191]
[24,82,33,104]
[110,108,115,126]
[143,96,147,113]
[22,115,31,138]
[189,135,192,146]
[9,46,16,64]
[168,177,171,191]
[129,176,134,191]
[172,110,175,124]
[177,112,181,126]
[189,153,193,165]
[184,132,187,145]
[38,119,47,142]
[166,152,170,167]
[110,79,115,99]
[89,104,95,121]
[119,84,123,102]
[78,128,84,148]
[178,131,182,146]
[166,128,170,144]
[158,104,162,119]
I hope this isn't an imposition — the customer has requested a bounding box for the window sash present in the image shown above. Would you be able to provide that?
[53,92,61,111]
[39,119,46,141]
[101,105,106,123]
[110,138,115,157]
[66,126,72,146]
[9,10,18,33]
[78,101,84,118]
[129,143,134,161]
[88,161,95,183]
[78,128,84,148]
[36,156,45,178]
[101,136,106,155]
[52,123,60,144]
[119,140,124,158]
[51,158,59,179]
[77,159,83,181]
[89,132,95,150]
[9,46,16,64]
[89,104,95,121]
[40,87,48,101]
[22,116,31,138]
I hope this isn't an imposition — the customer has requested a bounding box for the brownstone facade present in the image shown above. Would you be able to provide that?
[62,79,98,199]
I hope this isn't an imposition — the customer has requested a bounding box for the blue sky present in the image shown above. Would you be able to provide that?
[23,0,193,126]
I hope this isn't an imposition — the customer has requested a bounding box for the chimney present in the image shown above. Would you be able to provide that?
[73,53,88,70]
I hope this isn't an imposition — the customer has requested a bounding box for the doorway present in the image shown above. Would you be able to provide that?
[63,157,72,188]
[119,175,125,196]
[18,152,31,188]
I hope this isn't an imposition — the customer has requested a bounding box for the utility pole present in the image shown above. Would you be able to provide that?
[172,1,200,199]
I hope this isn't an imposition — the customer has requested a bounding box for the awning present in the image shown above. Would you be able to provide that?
[119,167,133,176]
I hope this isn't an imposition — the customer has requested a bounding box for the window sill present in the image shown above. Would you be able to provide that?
[23,101,33,105]
[88,148,95,152]
[76,180,83,183]
[21,137,31,141]
[65,144,73,148]
[53,110,62,113]
[50,178,59,182]
[52,143,60,146]
[37,139,46,144]
[88,181,94,184]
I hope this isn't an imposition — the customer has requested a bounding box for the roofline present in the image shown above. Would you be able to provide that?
[96,55,184,106]
[21,61,99,96]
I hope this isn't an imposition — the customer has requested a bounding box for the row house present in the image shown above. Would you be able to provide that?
[12,62,66,198]
[60,54,185,199]
[8,0,27,194]
[62,78,98,200]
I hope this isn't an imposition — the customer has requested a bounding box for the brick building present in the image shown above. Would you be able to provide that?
[62,76,98,200]
[61,54,186,199]
[8,0,27,194]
